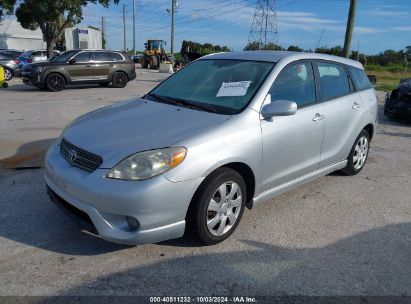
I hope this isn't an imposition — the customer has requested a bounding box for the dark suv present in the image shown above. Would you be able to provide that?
[21,50,136,91]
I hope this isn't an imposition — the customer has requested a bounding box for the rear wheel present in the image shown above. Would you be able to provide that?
[341,129,370,176]
[46,73,66,92]
[111,72,128,88]
[4,68,13,81]
[187,168,246,245]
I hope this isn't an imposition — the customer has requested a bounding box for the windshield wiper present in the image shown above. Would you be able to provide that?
[147,93,216,113]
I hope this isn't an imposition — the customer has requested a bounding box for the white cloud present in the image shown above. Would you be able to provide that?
[392,26,411,32]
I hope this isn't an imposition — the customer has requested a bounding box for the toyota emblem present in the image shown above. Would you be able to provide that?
[68,149,77,162]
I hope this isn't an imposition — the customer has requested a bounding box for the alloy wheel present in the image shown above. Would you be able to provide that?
[206,181,242,236]
[4,69,12,81]
[114,73,127,88]
[47,75,65,91]
[353,136,368,170]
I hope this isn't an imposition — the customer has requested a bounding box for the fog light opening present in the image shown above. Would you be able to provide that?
[126,216,140,231]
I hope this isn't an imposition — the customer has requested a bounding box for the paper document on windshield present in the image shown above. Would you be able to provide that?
[216,81,251,97]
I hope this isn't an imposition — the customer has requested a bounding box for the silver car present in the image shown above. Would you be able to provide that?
[45,51,378,245]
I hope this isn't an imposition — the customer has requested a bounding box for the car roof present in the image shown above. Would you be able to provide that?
[201,51,363,69]
[75,49,124,53]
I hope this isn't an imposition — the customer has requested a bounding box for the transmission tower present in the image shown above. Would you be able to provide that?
[248,0,278,50]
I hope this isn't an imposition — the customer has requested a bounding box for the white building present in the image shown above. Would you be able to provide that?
[65,27,102,50]
[0,19,102,51]
[0,19,45,50]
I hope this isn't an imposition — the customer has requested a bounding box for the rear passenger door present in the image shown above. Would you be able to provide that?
[90,52,112,80]
[314,61,364,168]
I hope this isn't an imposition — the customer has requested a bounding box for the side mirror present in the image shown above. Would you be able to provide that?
[261,97,297,119]
[68,58,76,64]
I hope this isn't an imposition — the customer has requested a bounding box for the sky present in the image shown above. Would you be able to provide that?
[81,0,411,55]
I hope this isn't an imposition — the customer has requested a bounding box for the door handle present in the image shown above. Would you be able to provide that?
[352,102,361,110]
[313,113,325,122]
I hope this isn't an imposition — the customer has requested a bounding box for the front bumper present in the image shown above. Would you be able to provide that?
[44,143,203,245]
[21,72,42,87]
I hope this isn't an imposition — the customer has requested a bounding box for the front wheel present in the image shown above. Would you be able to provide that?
[341,129,370,175]
[111,72,128,88]
[187,168,246,245]
[46,73,66,91]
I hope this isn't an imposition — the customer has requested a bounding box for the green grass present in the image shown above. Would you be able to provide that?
[365,64,410,91]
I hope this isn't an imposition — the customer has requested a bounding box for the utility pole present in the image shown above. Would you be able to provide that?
[133,0,136,55]
[123,4,127,52]
[342,0,357,58]
[101,16,105,49]
[171,0,176,57]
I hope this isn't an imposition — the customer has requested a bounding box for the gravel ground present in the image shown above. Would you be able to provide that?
[0,71,410,297]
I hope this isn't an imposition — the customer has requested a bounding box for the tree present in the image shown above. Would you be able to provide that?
[14,0,119,58]
[0,0,15,21]
[244,41,283,51]
[287,45,304,52]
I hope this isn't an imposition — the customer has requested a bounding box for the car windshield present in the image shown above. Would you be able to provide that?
[50,50,78,62]
[149,59,274,114]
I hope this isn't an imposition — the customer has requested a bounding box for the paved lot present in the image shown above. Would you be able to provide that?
[0,70,410,297]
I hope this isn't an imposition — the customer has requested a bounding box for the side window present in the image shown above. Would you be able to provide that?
[270,62,316,108]
[32,51,41,57]
[111,53,124,61]
[348,66,372,91]
[92,52,111,62]
[317,62,350,100]
[73,52,90,63]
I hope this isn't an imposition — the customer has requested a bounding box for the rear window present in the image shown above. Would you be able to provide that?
[111,53,124,61]
[92,52,111,61]
[316,62,351,100]
[348,66,372,91]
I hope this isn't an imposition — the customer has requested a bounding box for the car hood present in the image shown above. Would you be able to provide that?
[63,98,231,168]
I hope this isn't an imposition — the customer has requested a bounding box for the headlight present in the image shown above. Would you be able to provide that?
[106,147,187,181]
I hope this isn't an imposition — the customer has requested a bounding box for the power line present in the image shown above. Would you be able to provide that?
[248,0,278,49]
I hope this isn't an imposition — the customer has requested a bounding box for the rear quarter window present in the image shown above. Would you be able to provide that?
[348,66,372,91]
[111,53,124,61]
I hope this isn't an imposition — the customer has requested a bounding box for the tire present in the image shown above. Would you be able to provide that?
[150,55,158,70]
[46,73,66,92]
[2,82,8,88]
[111,72,128,88]
[340,129,370,176]
[4,68,13,81]
[142,56,148,69]
[187,167,247,245]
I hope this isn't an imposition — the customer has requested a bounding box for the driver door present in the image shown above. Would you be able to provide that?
[67,52,93,81]
[260,61,325,191]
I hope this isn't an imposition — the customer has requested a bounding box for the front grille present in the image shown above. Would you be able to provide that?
[60,138,103,172]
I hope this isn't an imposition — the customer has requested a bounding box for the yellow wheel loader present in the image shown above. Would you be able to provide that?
[140,39,169,70]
